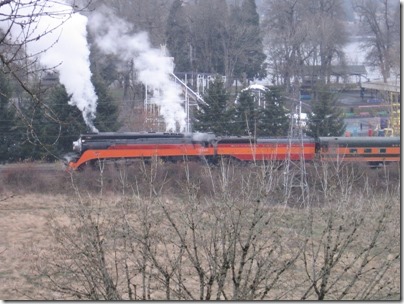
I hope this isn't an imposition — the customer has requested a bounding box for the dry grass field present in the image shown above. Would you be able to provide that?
[0,160,400,300]
[0,193,68,299]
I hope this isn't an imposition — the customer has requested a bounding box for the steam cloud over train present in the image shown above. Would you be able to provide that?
[66,132,400,170]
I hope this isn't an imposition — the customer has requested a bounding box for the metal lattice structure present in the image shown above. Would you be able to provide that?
[143,73,205,132]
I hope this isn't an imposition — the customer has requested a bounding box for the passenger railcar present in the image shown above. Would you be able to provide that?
[317,137,400,166]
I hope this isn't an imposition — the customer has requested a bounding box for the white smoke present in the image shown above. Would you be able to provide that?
[0,0,98,132]
[88,7,186,132]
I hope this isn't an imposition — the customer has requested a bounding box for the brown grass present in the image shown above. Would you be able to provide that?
[0,193,68,299]
[0,161,400,300]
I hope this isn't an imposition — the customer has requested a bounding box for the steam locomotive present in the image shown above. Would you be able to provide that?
[66,132,400,170]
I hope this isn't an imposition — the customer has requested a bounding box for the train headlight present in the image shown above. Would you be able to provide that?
[73,138,82,152]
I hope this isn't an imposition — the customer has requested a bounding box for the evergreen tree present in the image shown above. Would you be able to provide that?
[88,31,120,89]
[0,70,28,162]
[0,70,18,163]
[232,89,259,136]
[166,0,192,72]
[305,86,346,138]
[47,86,88,155]
[259,87,289,136]
[233,0,267,81]
[89,39,123,130]
[17,79,120,161]
[193,76,232,135]
[93,75,121,132]
[190,0,227,74]
[17,85,88,160]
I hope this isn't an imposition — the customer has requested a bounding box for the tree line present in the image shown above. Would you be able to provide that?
[0,0,398,162]
[193,76,345,137]
[0,69,120,163]
[165,0,399,86]
[0,71,345,163]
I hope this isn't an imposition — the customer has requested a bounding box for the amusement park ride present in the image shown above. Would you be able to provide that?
[360,80,400,137]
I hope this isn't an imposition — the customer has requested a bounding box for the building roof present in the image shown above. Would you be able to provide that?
[302,65,367,77]
[361,81,400,93]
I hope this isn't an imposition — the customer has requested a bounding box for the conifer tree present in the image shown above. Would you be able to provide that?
[232,89,259,136]
[234,0,267,82]
[259,87,289,136]
[93,75,121,132]
[306,86,346,138]
[0,70,18,162]
[16,78,120,160]
[17,85,88,160]
[193,76,232,135]
[166,0,192,72]
[189,0,227,74]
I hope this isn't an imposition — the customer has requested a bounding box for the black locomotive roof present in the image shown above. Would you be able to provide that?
[318,136,400,147]
[217,137,316,144]
[217,136,255,144]
[81,132,188,140]
[257,137,315,144]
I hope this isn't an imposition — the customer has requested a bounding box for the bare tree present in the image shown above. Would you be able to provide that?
[353,0,400,82]
[305,0,347,83]
[0,0,92,96]
[25,160,400,300]
[219,2,265,88]
[152,159,304,300]
[0,0,92,147]
[262,0,311,88]
[299,161,400,300]
[262,0,348,88]
[90,0,173,46]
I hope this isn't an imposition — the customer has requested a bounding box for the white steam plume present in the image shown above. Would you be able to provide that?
[88,7,186,132]
[0,0,98,132]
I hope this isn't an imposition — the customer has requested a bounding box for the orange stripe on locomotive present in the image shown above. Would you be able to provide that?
[216,142,316,161]
[68,143,214,170]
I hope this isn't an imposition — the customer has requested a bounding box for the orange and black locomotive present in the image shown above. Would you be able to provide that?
[66,132,400,170]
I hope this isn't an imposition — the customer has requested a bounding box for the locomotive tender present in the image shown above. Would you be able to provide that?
[67,132,400,170]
